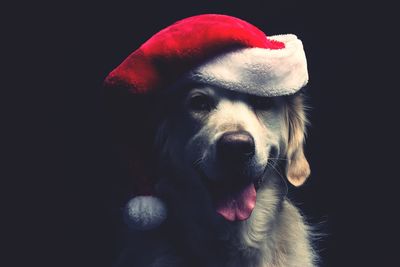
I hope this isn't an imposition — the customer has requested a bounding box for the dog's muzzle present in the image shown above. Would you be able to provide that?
[208,130,258,222]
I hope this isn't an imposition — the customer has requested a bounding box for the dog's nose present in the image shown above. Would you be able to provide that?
[217,131,255,162]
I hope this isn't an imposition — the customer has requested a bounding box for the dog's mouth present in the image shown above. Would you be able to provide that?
[200,170,264,222]
[212,181,257,222]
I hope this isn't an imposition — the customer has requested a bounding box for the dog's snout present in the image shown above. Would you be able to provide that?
[217,131,255,161]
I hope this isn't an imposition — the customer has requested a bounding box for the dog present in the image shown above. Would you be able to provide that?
[113,81,316,267]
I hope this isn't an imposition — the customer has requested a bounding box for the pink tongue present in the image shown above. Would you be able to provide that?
[215,184,256,221]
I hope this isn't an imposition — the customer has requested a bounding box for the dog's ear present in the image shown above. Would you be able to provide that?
[285,94,310,187]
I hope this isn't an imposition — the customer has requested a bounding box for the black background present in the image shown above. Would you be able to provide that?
[7,1,397,267]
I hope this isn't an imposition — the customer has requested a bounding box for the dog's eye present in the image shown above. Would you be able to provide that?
[188,94,214,112]
[250,96,274,110]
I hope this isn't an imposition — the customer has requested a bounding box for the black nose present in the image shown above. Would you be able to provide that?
[217,131,255,162]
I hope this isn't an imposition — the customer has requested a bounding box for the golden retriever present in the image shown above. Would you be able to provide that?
[113,81,316,267]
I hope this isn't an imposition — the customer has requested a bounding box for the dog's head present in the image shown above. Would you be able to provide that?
[154,83,310,222]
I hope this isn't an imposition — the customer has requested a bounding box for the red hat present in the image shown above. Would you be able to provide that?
[105,14,309,230]
[104,14,308,96]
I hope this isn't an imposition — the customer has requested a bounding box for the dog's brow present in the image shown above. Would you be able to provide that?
[188,86,217,97]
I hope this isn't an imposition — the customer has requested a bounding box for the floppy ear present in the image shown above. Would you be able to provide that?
[285,94,310,187]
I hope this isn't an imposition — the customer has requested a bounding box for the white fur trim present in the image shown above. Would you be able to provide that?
[123,196,167,230]
[188,34,308,97]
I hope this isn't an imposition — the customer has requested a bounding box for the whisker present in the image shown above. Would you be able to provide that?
[267,159,288,196]
[192,157,204,169]
[268,157,289,161]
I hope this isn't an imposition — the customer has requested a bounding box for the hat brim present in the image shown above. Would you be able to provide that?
[186,34,308,97]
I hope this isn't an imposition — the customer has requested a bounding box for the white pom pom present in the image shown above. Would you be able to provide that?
[123,196,167,230]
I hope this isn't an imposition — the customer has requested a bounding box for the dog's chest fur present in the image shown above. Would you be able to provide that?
[218,189,315,267]
[116,184,315,267]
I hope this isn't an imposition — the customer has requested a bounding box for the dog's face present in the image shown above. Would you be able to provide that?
[156,85,310,222]
[185,87,283,183]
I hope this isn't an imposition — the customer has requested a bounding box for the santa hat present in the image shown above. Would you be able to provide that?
[104,14,309,230]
